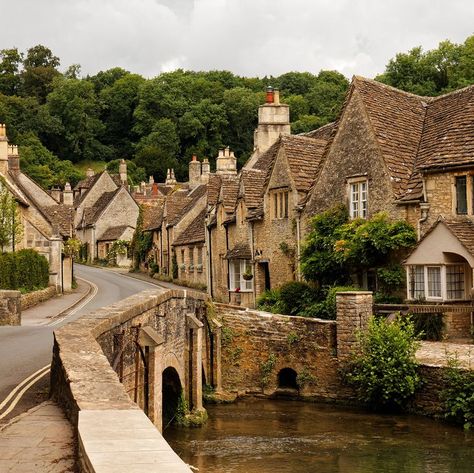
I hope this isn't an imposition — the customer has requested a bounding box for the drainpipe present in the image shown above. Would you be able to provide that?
[205,215,213,298]
[167,226,171,275]
[225,224,230,303]
[295,209,302,281]
[159,229,163,273]
[249,221,256,306]
[417,202,430,241]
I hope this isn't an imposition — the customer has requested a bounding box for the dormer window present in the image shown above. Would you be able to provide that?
[349,179,368,219]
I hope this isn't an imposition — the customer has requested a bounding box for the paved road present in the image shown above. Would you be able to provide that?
[0,264,162,424]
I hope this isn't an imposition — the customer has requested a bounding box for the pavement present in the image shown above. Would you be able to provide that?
[0,401,75,473]
[416,341,473,369]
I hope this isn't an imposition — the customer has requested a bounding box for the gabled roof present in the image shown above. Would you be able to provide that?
[142,203,165,232]
[207,175,222,208]
[225,242,252,260]
[280,135,328,193]
[79,189,120,228]
[167,184,207,226]
[73,173,103,207]
[172,209,206,247]
[240,169,265,209]
[220,177,240,213]
[301,122,336,140]
[353,77,428,199]
[8,171,73,237]
[417,85,474,171]
[97,225,132,242]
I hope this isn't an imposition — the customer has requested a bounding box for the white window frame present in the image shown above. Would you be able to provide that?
[348,178,368,219]
[407,264,467,302]
[229,259,253,292]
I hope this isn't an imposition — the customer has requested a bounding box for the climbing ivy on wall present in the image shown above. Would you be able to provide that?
[130,206,152,270]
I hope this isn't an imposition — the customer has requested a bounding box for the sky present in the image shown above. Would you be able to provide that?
[1,0,473,79]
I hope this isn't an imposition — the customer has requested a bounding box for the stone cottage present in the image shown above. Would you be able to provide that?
[0,124,74,291]
[74,160,139,266]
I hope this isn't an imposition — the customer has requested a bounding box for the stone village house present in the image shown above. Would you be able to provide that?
[0,124,74,291]
[74,160,139,266]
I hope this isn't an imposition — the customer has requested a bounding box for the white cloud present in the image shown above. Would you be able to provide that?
[2,0,473,79]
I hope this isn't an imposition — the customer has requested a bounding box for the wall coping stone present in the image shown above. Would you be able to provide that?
[51,287,204,473]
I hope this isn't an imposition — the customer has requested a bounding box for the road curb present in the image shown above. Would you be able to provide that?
[46,278,94,322]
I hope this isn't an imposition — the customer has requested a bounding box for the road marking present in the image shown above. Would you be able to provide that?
[103,270,166,289]
[0,276,99,420]
[47,276,98,327]
[0,365,50,420]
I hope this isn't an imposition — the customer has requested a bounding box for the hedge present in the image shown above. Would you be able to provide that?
[0,249,49,292]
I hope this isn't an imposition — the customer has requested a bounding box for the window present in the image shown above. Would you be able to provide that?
[272,191,289,219]
[456,176,467,214]
[181,249,185,264]
[349,180,368,219]
[409,266,425,299]
[408,264,467,301]
[189,247,194,266]
[427,266,441,298]
[446,264,465,300]
[197,247,203,265]
[229,259,253,291]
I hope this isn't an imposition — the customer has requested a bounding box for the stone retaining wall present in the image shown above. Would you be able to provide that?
[0,290,21,325]
[216,304,345,399]
[21,285,57,311]
[51,288,207,473]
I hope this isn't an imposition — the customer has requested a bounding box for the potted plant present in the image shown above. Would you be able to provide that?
[242,267,253,281]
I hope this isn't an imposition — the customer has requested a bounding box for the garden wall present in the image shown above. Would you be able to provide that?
[20,285,57,310]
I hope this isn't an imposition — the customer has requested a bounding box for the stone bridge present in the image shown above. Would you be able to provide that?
[51,288,218,472]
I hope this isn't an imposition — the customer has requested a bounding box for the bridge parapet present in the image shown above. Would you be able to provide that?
[51,288,209,473]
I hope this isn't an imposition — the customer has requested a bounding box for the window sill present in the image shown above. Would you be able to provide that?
[229,289,253,293]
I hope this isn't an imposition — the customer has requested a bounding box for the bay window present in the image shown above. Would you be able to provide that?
[408,264,467,301]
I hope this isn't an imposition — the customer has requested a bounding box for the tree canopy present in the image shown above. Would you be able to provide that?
[0,34,473,190]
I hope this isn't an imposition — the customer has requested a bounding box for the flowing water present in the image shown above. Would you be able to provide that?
[165,399,474,473]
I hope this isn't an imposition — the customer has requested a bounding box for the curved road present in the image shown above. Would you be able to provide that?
[0,264,162,423]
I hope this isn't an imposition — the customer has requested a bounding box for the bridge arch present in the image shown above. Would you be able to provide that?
[162,366,183,429]
[277,367,298,390]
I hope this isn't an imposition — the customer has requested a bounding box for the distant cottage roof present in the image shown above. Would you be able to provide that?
[78,189,120,228]
[172,209,206,246]
[225,242,252,260]
[97,225,132,242]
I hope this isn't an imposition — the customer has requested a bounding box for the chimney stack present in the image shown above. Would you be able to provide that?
[0,124,8,175]
[148,175,154,185]
[189,154,202,189]
[152,182,159,196]
[63,182,73,206]
[51,186,62,202]
[201,158,210,183]
[7,145,20,173]
[216,147,237,176]
[273,89,280,105]
[266,86,274,104]
[166,168,176,185]
[86,168,95,178]
[119,159,127,185]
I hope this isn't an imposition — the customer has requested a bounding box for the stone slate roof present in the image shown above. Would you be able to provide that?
[8,171,73,237]
[79,189,119,228]
[97,225,131,242]
[280,135,329,193]
[172,209,206,246]
[301,122,336,140]
[167,184,207,226]
[142,204,164,232]
[241,169,265,209]
[353,77,428,200]
[73,173,102,207]
[207,175,222,208]
[417,85,474,171]
[225,242,252,260]
[221,177,240,213]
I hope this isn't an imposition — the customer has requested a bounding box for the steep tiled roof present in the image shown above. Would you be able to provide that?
[353,77,428,199]
[443,218,474,257]
[167,185,207,226]
[43,205,74,237]
[207,175,222,208]
[79,189,119,227]
[221,177,240,213]
[73,173,102,207]
[417,85,474,171]
[301,122,336,140]
[252,139,280,177]
[241,169,265,209]
[97,225,131,241]
[225,242,252,260]
[172,209,206,246]
[143,203,164,231]
[280,135,328,193]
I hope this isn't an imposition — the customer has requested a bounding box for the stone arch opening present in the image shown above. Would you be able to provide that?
[277,368,298,389]
[162,366,182,429]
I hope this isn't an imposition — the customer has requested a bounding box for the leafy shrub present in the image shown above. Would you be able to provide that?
[256,289,284,313]
[279,281,316,315]
[300,285,359,319]
[412,313,444,341]
[441,354,474,430]
[345,315,421,410]
[0,249,49,292]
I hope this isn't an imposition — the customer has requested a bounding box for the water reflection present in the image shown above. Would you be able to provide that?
[165,399,474,473]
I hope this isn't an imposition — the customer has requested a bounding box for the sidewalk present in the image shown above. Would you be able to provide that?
[0,401,75,472]
[22,279,91,326]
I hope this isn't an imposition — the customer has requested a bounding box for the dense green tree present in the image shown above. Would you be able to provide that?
[44,77,109,162]
[285,94,310,122]
[20,45,61,102]
[277,71,318,95]
[0,178,23,252]
[87,67,130,93]
[0,48,23,96]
